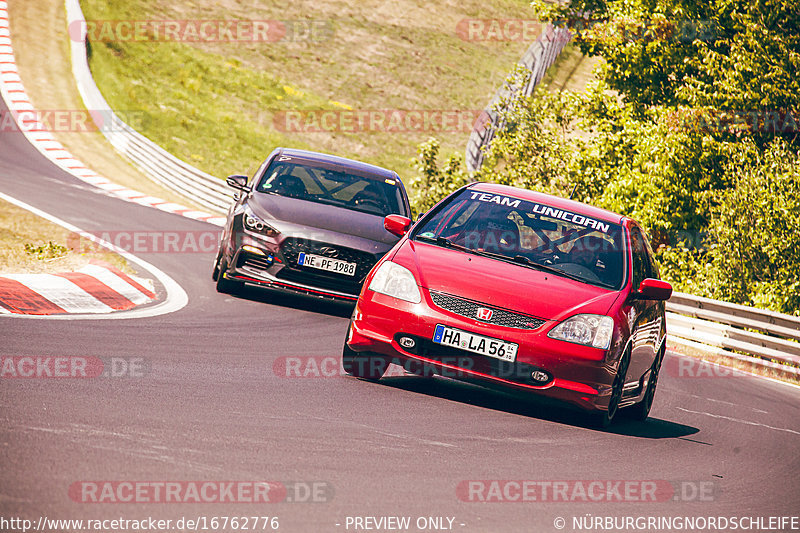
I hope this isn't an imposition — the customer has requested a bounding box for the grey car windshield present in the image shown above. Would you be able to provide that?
[256,160,405,217]
[414,190,626,289]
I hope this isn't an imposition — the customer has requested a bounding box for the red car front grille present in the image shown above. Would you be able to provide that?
[428,291,545,330]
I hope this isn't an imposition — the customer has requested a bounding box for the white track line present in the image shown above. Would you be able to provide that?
[675,407,800,436]
[0,191,188,320]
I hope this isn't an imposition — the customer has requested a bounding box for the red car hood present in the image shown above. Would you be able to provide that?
[392,240,622,321]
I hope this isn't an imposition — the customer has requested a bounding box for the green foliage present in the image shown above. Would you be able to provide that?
[409,138,470,217]
[702,141,800,314]
[653,244,707,296]
[411,0,800,314]
[24,241,68,261]
[477,74,580,196]
[478,82,739,242]
[531,0,800,118]
[523,0,800,313]
[657,140,800,315]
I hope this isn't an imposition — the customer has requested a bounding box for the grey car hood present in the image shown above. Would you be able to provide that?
[247,192,399,252]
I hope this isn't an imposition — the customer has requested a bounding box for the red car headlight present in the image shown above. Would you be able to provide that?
[548,314,614,350]
[368,261,421,303]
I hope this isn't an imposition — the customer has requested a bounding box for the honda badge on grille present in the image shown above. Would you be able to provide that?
[476,307,493,321]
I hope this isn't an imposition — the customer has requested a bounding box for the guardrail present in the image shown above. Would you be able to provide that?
[465,24,572,172]
[666,293,800,377]
[65,0,232,214]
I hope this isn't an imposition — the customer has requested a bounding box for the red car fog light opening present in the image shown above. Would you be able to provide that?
[531,370,549,382]
[398,336,416,349]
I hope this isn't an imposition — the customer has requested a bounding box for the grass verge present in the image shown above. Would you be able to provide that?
[539,42,600,93]
[77,0,547,180]
[9,0,597,200]
[0,199,130,275]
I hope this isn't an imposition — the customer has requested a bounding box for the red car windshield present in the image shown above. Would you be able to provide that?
[414,189,626,289]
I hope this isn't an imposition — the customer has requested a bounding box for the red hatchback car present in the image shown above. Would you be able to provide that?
[343,183,672,427]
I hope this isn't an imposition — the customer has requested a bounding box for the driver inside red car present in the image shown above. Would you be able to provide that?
[568,235,605,269]
[459,206,520,254]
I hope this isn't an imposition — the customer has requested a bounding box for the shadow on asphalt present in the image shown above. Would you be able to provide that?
[376,374,700,439]
[222,284,699,438]
[227,285,354,318]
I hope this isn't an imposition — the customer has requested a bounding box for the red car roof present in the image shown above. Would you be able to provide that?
[469,182,626,225]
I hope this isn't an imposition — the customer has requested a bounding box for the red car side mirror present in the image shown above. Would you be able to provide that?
[384,214,412,237]
[636,278,673,301]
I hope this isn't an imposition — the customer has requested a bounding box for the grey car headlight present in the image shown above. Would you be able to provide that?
[243,208,279,238]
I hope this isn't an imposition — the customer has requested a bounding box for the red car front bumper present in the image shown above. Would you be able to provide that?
[348,289,626,413]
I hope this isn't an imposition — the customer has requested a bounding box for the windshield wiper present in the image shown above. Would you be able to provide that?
[509,255,586,283]
[454,247,587,283]
[415,234,473,253]
[417,235,505,260]
[416,235,587,283]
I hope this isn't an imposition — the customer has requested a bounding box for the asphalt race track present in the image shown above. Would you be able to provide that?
[1,92,799,532]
